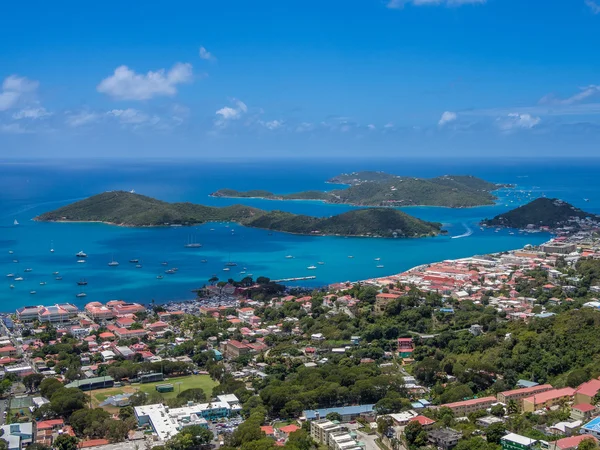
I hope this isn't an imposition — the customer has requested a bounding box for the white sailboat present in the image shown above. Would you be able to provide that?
[13,219,18,226]
[108,256,119,267]
[50,240,55,253]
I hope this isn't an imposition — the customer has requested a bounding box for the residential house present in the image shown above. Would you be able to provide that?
[550,435,598,450]
[500,433,537,450]
[397,338,414,358]
[571,403,597,422]
[374,293,400,315]
[574,378,600,405]
[427,428,462,450]
[0,423,34,450]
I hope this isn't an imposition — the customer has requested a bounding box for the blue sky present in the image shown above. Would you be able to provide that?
[1,0,600,158]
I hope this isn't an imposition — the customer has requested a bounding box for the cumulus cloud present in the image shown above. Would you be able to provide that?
[199,46,216,61]
[388,0,486,8]
[215,100,248,125]
[585,0,600,14]
[262,120,283,130]
[97,63,193,100]
[107,108,159,125]
[66,111,101,127]
[438,111,458,126]
[12,107,50,120]
[0,75,39,111]
[497,113,541,131]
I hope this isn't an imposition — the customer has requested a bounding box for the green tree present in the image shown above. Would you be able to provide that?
[578,437,600,450]
[23,373,45,392]
[567,368,589,388]
[50,387,88,419]
[490,404,505,417]
[39,378,63,398]
[326,412,342,422]
[507,400,519,415]
[486,422,506,444]
[54,434,79,450]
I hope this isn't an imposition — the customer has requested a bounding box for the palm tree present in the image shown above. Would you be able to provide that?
[507,399,519,415]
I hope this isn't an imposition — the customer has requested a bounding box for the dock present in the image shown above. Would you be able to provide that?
[272,276,316,282]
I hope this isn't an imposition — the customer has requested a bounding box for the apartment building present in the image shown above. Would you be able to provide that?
[497,384,553,408]
[440,396,496,417]
[310,420,343,446]
[522,387,576,413]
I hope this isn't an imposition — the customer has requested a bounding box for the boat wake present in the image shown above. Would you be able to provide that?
[451,223,473,239]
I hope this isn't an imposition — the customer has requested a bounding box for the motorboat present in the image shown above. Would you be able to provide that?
[55,276,63,281]
[30,290,36,295]
[77,279,88,286]
[285,255,294,259]
[76,251,87,258]
[76,292,87,298]
[9,285,14,289]
[318,262,325,265]
[307,265,317,270]
[165,269,176,274]
[156,275,164,279]
[6,274,14,278]
[39,281,47,285]
[161,261,168,266]
[14,277,23,281]
[223,267,230,271]
[129,259,139,263]
[24,268,32,273]
[135,264,142,268]
[77,259,86,264]
[376,265,384,268]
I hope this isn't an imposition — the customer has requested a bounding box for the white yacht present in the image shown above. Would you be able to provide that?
[76,250,87,258]
[307,265,317,270]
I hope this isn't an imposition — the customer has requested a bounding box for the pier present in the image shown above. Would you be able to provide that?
[272,276,316,282]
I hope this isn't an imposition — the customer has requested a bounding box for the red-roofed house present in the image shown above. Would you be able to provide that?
[550,435,598,450]
[98,332,115,341]
[0,346,18,357]
[571,403,597,422]
[146,321,168,332]
[221,340,250,358]
[409,415,436,429]
[441,396,497,417]
[397,338,414,358]
[115,317,135,329]
[36,419,65,431]
[114,328,147,339]
[575,378,600,405]
[278,424,300,438]
[260,426,275,437]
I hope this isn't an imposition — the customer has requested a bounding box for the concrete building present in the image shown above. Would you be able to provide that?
[374,293,400,315]
[310,419,344,445]
[328,431,364,450]
[302,404,375,422]
[571,403,597,422]
[0,423,34,450]
[65,376,114,391]
[134,395,240,440]
[500,433,537,450]
[541,242,577,254]
[440,396,496,417]
[496,384,553,408]
[16,306,41,322]
[522,387,575,412]
[427,428,461,450]
[397,338,414,358]
[581,416,600,439]
[221,340,250,358]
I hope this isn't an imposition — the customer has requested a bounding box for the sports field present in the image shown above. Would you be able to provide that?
[91,375,218,408]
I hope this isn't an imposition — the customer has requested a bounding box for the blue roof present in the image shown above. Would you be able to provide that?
[303,404,375,420]
[2,317,13,329]
[411,402,423,408]
[535,312,556,318]
[418,399,432,406]
[583,417,600,433]
[440,308,454,313]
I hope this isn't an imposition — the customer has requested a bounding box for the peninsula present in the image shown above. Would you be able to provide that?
[482,197,600,232]
[211,172,511,208]
[36,191,443,238]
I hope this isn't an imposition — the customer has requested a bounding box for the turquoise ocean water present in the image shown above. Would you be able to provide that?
[1,158,598,311]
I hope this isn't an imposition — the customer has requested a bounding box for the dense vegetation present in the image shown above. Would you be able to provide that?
[36,191,442,237]
[482,197,598,229]
[213,173,508,207]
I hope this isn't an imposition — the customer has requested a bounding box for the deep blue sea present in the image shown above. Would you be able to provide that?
[1,157,598,311]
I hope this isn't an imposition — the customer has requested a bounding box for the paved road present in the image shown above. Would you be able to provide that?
[0,397,8,425]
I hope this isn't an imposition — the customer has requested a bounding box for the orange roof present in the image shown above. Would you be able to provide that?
[410,415,436,426]
[572,403,596,412]
[260,426,275,435]
[279,424,300,434]
[79,439,110,448]
[376,293,401,299]
[37,419,65,430]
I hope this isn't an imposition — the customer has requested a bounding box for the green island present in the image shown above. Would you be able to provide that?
[482,197,600,231]
[211,172,512,208]
[35,190,443,238]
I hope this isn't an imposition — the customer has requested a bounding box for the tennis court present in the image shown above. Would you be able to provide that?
[10,396,33,409]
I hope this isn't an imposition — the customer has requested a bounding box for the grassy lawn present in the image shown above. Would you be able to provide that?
[91,375,217,408]
[138,375,218,399]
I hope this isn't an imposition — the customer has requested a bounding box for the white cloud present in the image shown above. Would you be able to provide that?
[215,100,247,124]
[497,113,541,131]
[0,123,33,134]
[438,111,458,126]
[367,124,376,130]
[585,0,600,14]
[540,85,600,106]
[296,122,314,132]
[97,63,193,100]
[0,75,39,111]
[12,107,50,120]
[263,120,283,130]
[66,111,100,127]
[388,0,485,8]
[107,108,159,125]
[199,46,216,61]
